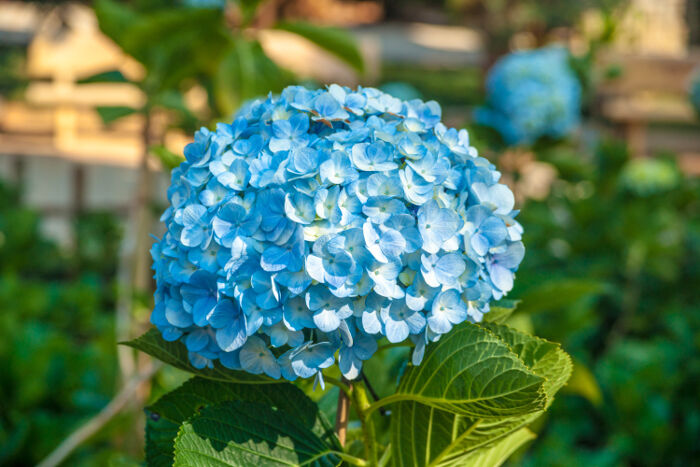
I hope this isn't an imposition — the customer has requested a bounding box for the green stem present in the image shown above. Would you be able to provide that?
[351,383,379,467]
[365,393,409,417]
[303,451,367,466]
[378,444,392,467]
[334,378,351,446]
[324,375,351,395]
[376,341,413,353]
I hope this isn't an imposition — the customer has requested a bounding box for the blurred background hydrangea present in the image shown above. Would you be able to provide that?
[475,47,582,146]
[689,69,700,116]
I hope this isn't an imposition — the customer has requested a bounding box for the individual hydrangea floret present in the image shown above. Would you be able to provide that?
[150,84,525,383]
[475,46,581,146]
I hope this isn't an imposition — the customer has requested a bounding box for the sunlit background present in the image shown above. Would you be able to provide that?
[0,0,698,466]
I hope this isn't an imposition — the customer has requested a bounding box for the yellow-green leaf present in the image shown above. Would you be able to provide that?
[275,21,364,74]
[563,359,602,406]
[390,323,571,467]
[448,428,536,467]
[388,323,546,418]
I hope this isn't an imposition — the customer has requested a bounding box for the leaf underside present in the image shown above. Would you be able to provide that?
[391,322,572,467]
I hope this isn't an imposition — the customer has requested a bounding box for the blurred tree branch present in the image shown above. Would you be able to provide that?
[36,363,161,467]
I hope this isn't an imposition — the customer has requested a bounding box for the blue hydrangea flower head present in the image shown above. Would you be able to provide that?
[151,84,525,382]
[689,69,700,117]
[475,46,582,146]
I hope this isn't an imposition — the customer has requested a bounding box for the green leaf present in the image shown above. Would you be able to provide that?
[515,279,607,315]
[275,21,365,74]
[94,0,139,47]
[454,428,536,467]
[563,359,602,406]
[146,414,180,467]
[390,323,571,467]
[77,70,130,84]
[146,377,337,467]
[503,313,534,334]
[96,0,231,91]
[173,401,341,466]
[122,329,276,384]
[151,90,197,119]
[215,39,291,116]
[387,323,546,418]
[232,0,265,26]
[96,106,139,125]
[481,324,572,406]
[483,299,520,324]
[151,90,201,133]
[122,7,229,83]
[151,145,184,171]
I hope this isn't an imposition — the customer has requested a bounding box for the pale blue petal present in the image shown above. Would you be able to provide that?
[313,307,341,332]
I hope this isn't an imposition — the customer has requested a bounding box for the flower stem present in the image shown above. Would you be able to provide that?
[334,377,351,446]
[376,341,413,353]
[378,444,392,467]
[325,375,351,395]
[351,382,379,467]
[361,371,388,416]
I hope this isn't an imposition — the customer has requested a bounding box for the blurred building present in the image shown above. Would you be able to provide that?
[0,3,170,245]
[0,1,486,246]
[614,0,688,56]
[0,0,698,245]
[596,0,700,173]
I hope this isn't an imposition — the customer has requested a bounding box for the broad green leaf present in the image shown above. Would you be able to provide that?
[563,359,602,406]
[214,38,291,115]
[96,0,230,91]
[122,7,229,84]
[483,299,520,324]
[391,324,571,467]
[481,323,572,405]
[391,403,541,466]
[151,90,200,134]
[151,90,190,113]
[275,21,365,74]
[387,323,546,418]
[146,414,180,467]
[450,428,535,467]
[504,313,534,334]
[146,377,337,467]
[173,401,341,466]
[94,0,139,48]
[151,145,185,171]
[515,279,607,315]
[122,329,276,384]
[233,0,265,26]
[78,70,130,84]
[96,106,139,125]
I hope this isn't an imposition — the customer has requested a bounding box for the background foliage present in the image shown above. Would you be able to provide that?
[0,183,129,466]
[515,141,700,466]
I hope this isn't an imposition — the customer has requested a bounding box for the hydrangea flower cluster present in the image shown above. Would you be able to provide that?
[689,70,700,116]
[475,47,581,146]
[150,85,524,383]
